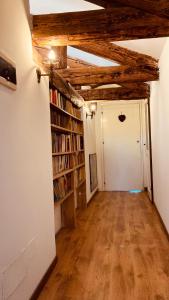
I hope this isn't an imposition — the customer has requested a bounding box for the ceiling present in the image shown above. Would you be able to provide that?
[115,38,167,60]
[68,47,117,67]
[30,0,166,60]
[29,0,101,14]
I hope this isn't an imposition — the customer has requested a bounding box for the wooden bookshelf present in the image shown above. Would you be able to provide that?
[50,84,86,232]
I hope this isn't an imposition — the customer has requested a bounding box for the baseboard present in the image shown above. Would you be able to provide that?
[30,256,58,300]
[153,203,169,242]
[87,188,98,206]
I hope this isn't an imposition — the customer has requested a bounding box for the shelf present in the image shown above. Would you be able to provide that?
[53,168,74,180]
[72,130,84,135]
[74,163,85,170]
[77,179,86,189]
[52,151,74,156]
[50,103,83,122]
[51,124,83,135]
[51,124,72,134]
[54,190,74,206]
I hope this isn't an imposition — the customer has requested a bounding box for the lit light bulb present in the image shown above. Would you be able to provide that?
[48,49,56,62]
[90,103,97,113]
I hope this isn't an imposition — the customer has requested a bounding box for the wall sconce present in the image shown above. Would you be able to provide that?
[86,102,97,119]
[36,49,57,83]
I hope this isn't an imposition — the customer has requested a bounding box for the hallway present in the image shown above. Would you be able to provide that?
[38,192,169,300]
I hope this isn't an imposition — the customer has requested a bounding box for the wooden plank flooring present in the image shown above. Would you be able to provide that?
[38,192,169,300]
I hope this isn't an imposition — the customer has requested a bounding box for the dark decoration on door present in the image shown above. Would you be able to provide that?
[118,113,126,122]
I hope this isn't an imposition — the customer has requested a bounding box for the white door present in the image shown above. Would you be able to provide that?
[144,102,152,200]
[102,103,143,191]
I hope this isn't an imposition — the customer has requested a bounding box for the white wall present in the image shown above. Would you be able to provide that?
[83,110,98,203]
[0,1,56,299]
[150,38,169,233]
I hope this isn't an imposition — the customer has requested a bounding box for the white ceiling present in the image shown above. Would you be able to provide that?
[68,47,117,67]
[30,0,166,61]
[29,0,101,14]
[115,38,167,59]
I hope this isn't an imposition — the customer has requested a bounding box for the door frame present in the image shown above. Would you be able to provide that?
[95,100,152,192]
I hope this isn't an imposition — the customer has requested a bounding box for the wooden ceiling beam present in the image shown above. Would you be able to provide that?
[53,46,67,69]
[57,65,159,85]
[32,8,169,46]
[85,0,169,19]
[74,42,157,67]
[116,0,169,20]
[84,0,108,7]
[78,86,149,100]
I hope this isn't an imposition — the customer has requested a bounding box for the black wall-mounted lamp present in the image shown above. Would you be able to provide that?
[36,49,57,83]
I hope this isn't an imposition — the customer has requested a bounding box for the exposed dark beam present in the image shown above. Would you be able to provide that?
[74,42,157,67]
[78,86,149,100]
[84,0,107,7]
[85,0,169,20]
[53,46,67,69]
[32,8,169,46]
[58,65,159,85]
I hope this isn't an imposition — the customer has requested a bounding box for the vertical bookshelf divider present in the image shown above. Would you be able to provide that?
[50,83,86,231]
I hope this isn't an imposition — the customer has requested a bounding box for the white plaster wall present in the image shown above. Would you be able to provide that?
[0,1,56,299]
[83,110,98,203]
[150,38,169,233]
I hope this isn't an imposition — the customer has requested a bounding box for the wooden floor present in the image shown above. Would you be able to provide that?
[38,192,169,300]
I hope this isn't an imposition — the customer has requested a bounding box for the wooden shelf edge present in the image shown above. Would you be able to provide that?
[51,124,72,134]
[72,131,84,135]
[54,190,74,206]
[51,124,83,135]
[53,168,74,180]
[50,102,83,122]
[74,163,85,170]
[52,151,74,156]
[76,179,86,189]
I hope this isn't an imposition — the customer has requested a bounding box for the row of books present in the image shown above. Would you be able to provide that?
[73,151,85,166]
[50,89,82,120]
[72,135,84,151]
[72,106,82,119]
[52,133,71,153]
[72,119,83,133]
[76,166,86,186]
[53,173,72,202]
[51,110,71,130]
[52,155,72,176]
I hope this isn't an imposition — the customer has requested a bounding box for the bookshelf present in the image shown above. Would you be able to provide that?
[50,85,86,231]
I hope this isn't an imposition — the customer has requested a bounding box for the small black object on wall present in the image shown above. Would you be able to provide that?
[0,51,17,90]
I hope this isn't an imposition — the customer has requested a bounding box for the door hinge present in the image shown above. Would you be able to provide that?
[102,141,104,145]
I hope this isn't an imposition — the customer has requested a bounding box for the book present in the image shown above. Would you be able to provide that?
[53,173,72,202]
[52,133,71,153]
[52,155,71,176]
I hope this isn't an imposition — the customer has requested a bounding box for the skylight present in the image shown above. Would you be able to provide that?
[68,47,118,67]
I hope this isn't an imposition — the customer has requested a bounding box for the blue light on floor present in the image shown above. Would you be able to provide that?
[129,189,142,194]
